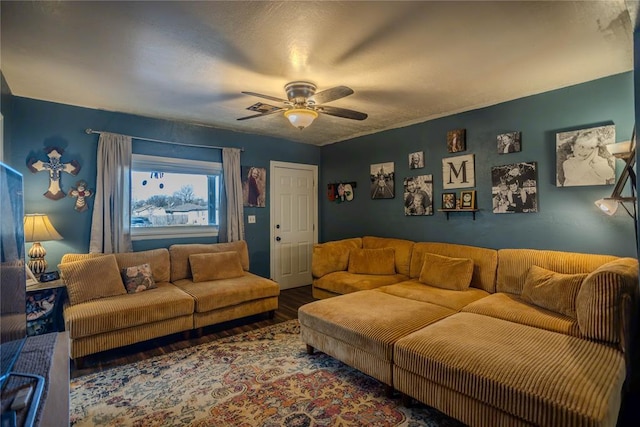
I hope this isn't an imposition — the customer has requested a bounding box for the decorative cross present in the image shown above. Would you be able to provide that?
[27,147,81,200]
[69,180,93,212]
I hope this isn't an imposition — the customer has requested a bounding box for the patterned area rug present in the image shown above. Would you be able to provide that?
[70,320,463,426]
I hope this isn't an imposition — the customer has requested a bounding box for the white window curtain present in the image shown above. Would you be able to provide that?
[221,148,244,242]
[89,133,133,253]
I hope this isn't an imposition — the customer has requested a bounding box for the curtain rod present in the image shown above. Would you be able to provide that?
[84,128,244,152]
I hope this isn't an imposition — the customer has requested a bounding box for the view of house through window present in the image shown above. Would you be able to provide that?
[131,154,221,239]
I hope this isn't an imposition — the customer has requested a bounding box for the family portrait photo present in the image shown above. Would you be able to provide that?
[442,192,456,209]
[370,162,395,199]
[403,175,433,216]
[497,131,521,154]
[242,166,266,207]
[491,162,538,214]
[556,125,615,187]
[408,151,424,169]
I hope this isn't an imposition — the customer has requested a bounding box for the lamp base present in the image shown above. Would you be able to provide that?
[28,242,48,276]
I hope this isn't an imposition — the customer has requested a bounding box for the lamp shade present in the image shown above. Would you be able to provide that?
[284,108,318,130]
[23,214,63,242]
[594,199,619,216]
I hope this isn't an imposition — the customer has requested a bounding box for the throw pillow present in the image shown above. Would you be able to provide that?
[121,263,157,294]
[189,251,245,282]
[347,248,396,275]
[521,265,587,318]
[418,252,474,291]
[58,254,126,305]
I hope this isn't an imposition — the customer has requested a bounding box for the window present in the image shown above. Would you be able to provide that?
[131,154,222,240]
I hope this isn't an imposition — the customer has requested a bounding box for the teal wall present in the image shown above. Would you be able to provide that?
[320,72,637,257]
[4,97,321,278]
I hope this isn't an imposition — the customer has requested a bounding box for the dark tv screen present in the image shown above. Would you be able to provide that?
[0,161,27,388]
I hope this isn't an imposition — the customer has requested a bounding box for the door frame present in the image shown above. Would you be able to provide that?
[269,161,319,284]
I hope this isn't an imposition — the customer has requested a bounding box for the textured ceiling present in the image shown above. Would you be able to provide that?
[1,1,636,146]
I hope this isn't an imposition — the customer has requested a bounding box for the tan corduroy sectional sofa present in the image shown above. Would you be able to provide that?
[58,240,279,364]
[299,236,639,427]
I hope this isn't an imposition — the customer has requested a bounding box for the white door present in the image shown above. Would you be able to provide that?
[270,161,317,289]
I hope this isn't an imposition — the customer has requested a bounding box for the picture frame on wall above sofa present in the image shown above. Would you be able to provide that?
[370,162,395,199]
[447,129,466,153]
[408,151,424,169]
[555,124,615,187]
[491,162,538,214]
[403,175,433,216]
[442,192,456,209]
[459,190,476,209]
[497,131,521,154]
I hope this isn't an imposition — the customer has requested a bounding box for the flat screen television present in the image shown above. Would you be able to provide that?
[0,161,27,389]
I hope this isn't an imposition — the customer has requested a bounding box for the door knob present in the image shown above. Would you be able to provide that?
[276,236,281,242]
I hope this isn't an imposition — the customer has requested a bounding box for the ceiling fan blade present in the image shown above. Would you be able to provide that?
[311,86,354,104]
[241,91,288,103]
[237,108,285,121]
[316,105,368,121]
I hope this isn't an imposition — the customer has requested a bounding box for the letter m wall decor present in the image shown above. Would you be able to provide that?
[442,154,475,189]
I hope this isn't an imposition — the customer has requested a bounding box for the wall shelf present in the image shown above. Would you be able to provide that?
[438,209,479,220]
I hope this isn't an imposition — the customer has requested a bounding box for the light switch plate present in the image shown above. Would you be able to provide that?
[248,215,256,224]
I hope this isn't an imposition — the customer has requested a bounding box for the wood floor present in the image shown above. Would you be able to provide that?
[70,285,315,379]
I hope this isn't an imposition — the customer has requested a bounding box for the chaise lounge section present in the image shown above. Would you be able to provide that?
[300,237,638,426]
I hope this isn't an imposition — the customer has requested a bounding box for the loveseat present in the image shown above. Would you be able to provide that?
[59,241,279,365]
[299,236,638,426]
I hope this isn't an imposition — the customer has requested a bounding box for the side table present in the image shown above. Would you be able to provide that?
[26,279,66,337]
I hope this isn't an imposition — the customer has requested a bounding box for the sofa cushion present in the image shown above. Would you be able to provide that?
[59,254,126,305]
[410,242,497,293]
[462,293,581,337]
[189,251,245,282]
[418,252,473,291]
[172,272,280,312]
[377,280,489,311]
[347,248,396,275]
[362,236,414,276]
[62,248,171,283]
[299,290,455,362]
[169,241,250,282]
[576,257,639,347]
[496,248,618,295]
[394,312,625,427]
[63,282,194,339]
[313,271,409,295]
[121,263,157,293]
[521,265,587,318]
[312,237,362,278]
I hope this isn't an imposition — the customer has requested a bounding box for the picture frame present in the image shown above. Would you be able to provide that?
[241,166,266,207]
[497,131,521,154]
[370,162,395,199]
[459,190,476,209]
[442,192,456,209]
[447,129,466,153]
[408,151,424,169]
[491,162,538,214]
[403,175,433,216]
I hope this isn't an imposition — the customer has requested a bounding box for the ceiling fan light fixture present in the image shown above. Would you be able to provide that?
[284,108,318,130]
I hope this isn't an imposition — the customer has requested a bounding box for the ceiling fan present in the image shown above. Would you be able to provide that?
[237,81,368,129]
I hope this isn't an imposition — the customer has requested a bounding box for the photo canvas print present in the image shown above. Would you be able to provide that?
[447,129,466,153]
[497,132,521,154]
[242,166,266,207]
[442,154,475,189]
[556,125,615,187]
[404,175,433,216]
[491,162,538,214]
[408,151,424,169]
[370,162,395,199]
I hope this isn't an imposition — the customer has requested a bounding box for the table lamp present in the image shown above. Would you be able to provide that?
[23,213,63,276]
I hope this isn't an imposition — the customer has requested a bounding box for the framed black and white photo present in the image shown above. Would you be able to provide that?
[403,175,433,216]
[442,192,456,209]
[442,154,475,189]
[447,129,466,153]
[497,132,521,154]
[491,162,538,214]
[408,151,424,169]
[370,162,395,199]
[459,190,476,209]
[555,125,615,187]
